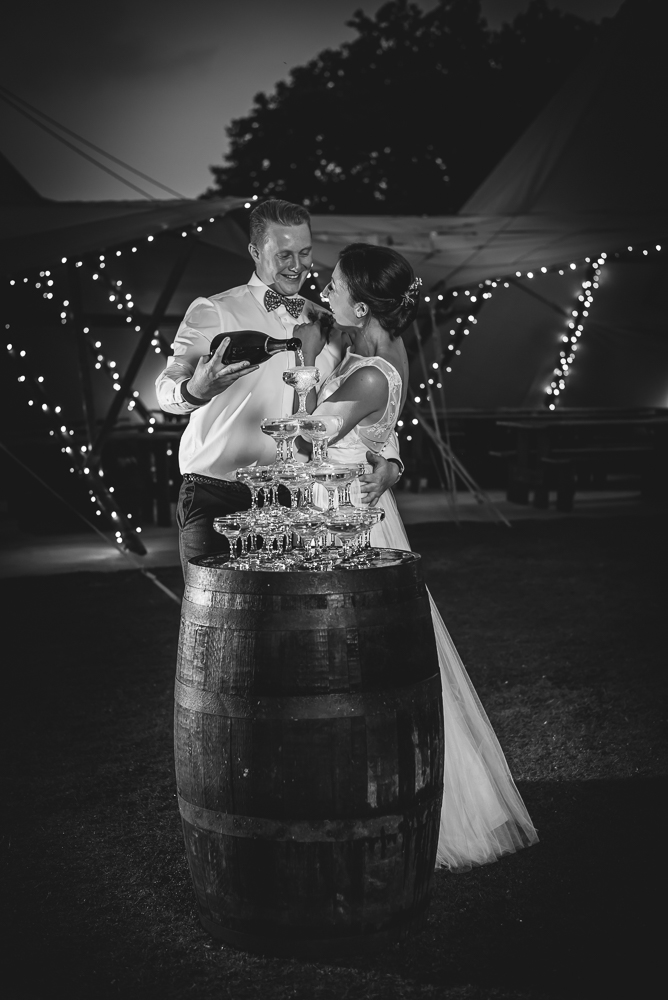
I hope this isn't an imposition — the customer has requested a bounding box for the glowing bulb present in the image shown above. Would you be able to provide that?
[148,236,154,242]
[432,362,439,369]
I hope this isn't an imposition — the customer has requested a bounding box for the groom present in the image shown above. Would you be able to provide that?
[156,198,403,575]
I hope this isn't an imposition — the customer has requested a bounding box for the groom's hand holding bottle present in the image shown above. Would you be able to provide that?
[184,337,259,403]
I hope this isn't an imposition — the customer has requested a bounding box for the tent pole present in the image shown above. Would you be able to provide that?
[405,400,511,527]
[411,321,458,508]
[427,308,459,507]
[67,260,96,448]
[91,237,195,462]
[430,304,458,475]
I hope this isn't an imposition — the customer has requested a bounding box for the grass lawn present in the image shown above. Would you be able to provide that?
[1,514,665,1000]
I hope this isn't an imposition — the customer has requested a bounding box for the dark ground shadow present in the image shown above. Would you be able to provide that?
[1,515,665,999]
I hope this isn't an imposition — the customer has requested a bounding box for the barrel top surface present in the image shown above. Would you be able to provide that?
[186,549,424,594]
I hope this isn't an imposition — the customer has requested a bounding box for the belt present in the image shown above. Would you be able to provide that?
[183,473,246,489]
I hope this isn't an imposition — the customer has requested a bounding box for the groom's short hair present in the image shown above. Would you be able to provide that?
[249,199,311,248]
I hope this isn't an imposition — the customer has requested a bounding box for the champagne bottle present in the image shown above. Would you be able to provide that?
[208,331,302,366]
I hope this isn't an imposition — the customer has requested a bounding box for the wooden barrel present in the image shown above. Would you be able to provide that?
[174,550,444,959]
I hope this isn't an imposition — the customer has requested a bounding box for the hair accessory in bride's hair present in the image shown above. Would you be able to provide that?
[401,276,422,307]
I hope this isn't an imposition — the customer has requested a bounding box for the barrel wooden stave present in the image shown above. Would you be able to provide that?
[175,693,442,819]
[180,797,441,938]
[175,551,444,956]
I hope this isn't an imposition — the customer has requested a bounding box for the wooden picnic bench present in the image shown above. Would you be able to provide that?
[492,414,668,511]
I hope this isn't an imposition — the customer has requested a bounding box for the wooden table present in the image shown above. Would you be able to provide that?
[494,415,668,510]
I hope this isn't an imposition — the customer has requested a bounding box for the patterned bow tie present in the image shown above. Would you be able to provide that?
[264,289,305,319]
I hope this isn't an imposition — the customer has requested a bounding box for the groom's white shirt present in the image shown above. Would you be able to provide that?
[156,272,401,481]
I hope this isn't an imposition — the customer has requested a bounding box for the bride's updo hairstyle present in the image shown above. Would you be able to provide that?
[338,242,421,338]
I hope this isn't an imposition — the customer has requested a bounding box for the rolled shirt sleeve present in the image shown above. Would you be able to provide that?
[155,298,223,413]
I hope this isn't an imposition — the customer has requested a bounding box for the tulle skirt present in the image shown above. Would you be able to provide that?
[315,472,539,871]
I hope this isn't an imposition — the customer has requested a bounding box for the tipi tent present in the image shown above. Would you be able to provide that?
[307,0,668,410]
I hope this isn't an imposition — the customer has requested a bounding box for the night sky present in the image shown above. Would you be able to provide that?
[1,0,622,202]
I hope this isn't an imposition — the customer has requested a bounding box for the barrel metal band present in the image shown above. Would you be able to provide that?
[180,594,431,631]
[174,672,442,721]
[178,792,442,841]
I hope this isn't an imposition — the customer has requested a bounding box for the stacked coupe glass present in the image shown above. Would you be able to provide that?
[213,366,385,571]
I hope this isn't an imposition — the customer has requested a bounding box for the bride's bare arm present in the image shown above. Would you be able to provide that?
[312,366,389,444]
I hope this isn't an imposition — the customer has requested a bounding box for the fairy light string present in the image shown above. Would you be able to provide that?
[404,242,665,423]
[3,201,260,552]
[543,258,599,410]
[85,255,157,425]
[5,333,145,553]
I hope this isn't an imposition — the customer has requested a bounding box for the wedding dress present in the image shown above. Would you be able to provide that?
[315,349,539,871]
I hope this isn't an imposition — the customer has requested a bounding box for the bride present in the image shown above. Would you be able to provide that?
[295,243,538,872]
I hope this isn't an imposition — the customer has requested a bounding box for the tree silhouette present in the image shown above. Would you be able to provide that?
[207,0,606,214]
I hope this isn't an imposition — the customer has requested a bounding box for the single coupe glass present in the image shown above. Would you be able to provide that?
[283,366,320,415]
